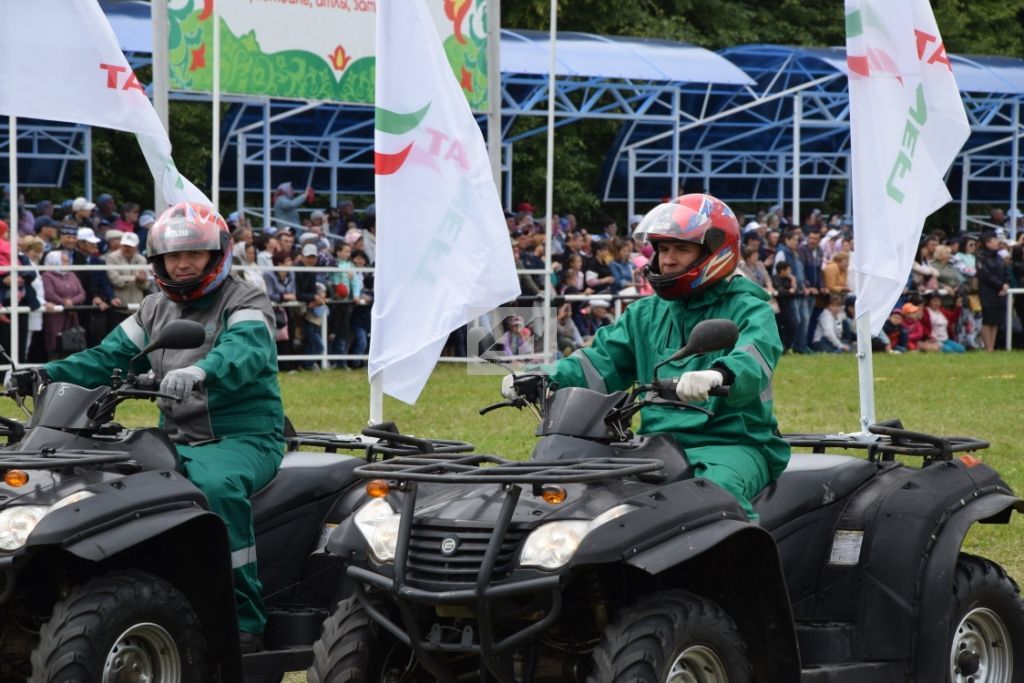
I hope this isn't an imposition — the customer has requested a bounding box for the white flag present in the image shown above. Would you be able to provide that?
[371,0,520,404]
[0,0,208,207]
[846,0,969,333]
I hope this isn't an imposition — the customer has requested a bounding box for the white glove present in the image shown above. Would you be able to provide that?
[160,366,207,399]
[676,370,724,403]
[501,374,517,399]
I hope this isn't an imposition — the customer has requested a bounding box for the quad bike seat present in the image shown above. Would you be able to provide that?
[252,451,362,526]
[752,454,877,531]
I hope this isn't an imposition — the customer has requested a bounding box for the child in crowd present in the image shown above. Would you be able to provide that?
[772,260,797,352]
[900,302,939,352]
[811,293,849,352]
[921,290,966,353]
[883,309,908,353]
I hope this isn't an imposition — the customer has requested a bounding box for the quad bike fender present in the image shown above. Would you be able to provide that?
[913,491,1024,682]
[831,460,1020,666]
[625,519,801,683]
[61,507,244,683]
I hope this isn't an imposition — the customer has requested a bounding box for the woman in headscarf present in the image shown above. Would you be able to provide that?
[41,249,86,358]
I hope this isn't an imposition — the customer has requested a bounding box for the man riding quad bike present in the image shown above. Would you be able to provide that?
[307,192,1024,683]
[310,318,1024,682]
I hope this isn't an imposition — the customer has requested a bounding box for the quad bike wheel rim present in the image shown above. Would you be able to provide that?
[951,607,1013,683]
[102,622,181,683]
[666,644,729,683]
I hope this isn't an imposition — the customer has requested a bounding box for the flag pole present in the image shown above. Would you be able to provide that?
[855,312,876,434]
[369,371,383,425]
[486,0,501,189]
[543,0,557,362]
[211,1,221,209]
[151,0,170,214]
[8,116,19,365]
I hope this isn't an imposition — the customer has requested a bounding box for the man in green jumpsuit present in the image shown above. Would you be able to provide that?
[504,194,789,518]
[40,202,284,652]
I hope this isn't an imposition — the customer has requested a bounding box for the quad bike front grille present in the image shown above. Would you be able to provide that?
[406,520,530,585]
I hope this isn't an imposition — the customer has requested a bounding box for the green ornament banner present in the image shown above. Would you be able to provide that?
[167,0,490,110]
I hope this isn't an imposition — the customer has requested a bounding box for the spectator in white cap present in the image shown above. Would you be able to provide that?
[72,226,118,342]
[102,229,124,261]
[71,197,96,229]
[272,181,314,231]
[106,230,150,326]
[576,297,613,344]
[296,242,327,369]
[136,212,155,255]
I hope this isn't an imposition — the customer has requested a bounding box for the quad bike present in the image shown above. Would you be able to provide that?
[309,319,1024,682]
[0,320,471,682]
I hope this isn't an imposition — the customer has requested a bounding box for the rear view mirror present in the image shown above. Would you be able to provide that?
[144,320,207,353]
[675,319,739,359]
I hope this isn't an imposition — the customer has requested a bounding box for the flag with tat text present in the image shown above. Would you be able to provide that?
[370,0,519,404]
[845,0,969,333]
[0,0,208,207]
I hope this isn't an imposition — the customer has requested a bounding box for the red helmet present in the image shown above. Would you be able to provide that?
[147,202,232,302]
[633,194,740,300]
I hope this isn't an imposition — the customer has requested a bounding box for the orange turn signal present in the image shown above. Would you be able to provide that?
[541,485,567,505]
[366,479,390,498]
[4,470,28,487]
[959,454,982,468]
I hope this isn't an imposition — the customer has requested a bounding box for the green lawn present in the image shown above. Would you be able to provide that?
[7,353,1019,682]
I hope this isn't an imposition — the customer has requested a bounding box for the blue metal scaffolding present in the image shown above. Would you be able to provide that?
[2,2,1022,235]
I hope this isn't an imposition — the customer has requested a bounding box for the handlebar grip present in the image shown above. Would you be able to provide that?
[655,378,730,398]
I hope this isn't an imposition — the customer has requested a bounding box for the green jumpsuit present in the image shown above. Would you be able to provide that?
[44,276,285,634]
[546,274,790,518]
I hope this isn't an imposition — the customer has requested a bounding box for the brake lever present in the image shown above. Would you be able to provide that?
[479,396,533,415]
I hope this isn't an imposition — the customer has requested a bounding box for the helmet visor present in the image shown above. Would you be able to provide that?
[632,202,707,244]
[148,210,225,257]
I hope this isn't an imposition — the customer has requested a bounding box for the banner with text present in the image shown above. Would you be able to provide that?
[167,0,490,110]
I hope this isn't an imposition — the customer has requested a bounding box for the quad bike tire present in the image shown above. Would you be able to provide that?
[309,595,431,683]
[29,570,212,683]
[587,589,752,683]
[948,553,1024,683]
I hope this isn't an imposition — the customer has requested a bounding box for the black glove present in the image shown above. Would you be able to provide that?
[3,368,49,397]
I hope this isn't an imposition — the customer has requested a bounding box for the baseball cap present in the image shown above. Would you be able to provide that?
[901,303,920,315]
[310,210,326,221]
[34,216,58,231]
[71,197,96,213]
[138,213,156,228]
[76,227,101,244]
[301,243,319,257]
[121,232,140,248]
[105,229,125,242]
[517,202,535,214]
[60,224,78,236]
[588,298,610,309]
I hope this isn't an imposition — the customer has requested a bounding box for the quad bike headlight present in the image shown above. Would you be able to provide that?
[0,491,96,552]
[353,497,402,563]
[519,504,636,571]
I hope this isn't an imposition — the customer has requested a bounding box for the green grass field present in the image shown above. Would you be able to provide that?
[6,353,1018,682]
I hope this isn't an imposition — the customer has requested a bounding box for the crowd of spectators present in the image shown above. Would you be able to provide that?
[3,182,1023,368]
[504,200,1024,358]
